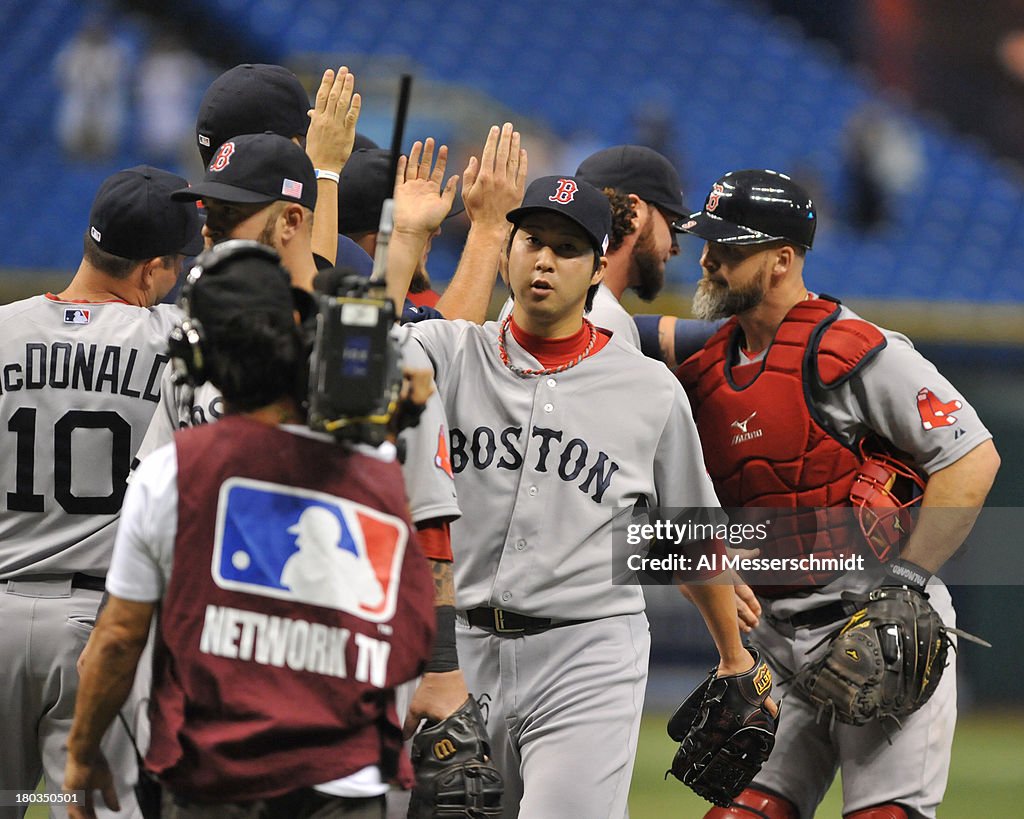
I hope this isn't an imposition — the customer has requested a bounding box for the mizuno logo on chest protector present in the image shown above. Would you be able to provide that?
[731,411,757,433]
[729,411,763,446]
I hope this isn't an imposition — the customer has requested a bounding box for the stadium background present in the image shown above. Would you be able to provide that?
[3,0,1020,814]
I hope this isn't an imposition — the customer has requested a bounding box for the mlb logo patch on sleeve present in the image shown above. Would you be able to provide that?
[63,308,91,324]
[212,478,408,622]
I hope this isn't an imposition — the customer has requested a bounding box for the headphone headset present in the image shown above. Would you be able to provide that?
[167,240,284,386]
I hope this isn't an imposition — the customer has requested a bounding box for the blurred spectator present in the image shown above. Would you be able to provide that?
[136,34,206,166]
[763,0,861,63]
[843,103,923,232]
[631,87,687,196]
[859,0,922,98]
[54,21,128,161]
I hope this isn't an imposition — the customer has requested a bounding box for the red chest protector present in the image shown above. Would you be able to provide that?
[677,297,886,593]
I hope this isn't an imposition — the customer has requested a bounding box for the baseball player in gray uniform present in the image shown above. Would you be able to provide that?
[139,134,467,746]
[194,61,362,270]
[404,175,767,819]
[573,145,725,365]
[495,145,684,346]
[567,144,688,347]
[674,169,1000,819]
[444,136,719,363]
[0,167,202,818]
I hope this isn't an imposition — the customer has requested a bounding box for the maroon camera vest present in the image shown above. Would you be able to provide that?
[146,416,434,801]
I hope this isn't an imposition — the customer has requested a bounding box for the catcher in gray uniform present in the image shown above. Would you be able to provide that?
[674,169,1001,819]
[403,174,773,819]
[0,167,201,818]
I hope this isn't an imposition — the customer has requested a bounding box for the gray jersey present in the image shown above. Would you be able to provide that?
[498,283,642,349]
[135,330,459,525]
[813,306,991,473]
[406,319,720,621]
[728,304,991,817]
[737,304,992,474]
[0,295,179,577]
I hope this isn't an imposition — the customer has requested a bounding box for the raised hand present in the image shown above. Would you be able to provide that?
[392,138,460,237]
[305,66,361,174]
[462,122,528,229]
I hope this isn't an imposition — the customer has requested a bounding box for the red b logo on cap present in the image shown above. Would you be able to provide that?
[706,183,725,213]
[549,178,578,205]
[209,142,235,173]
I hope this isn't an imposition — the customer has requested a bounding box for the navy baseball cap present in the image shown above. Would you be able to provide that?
[89,166,203,259]
[172,133,317,211]
[196,64,310,167]
[337,148,393,235]
[337,148,465,236]
[352,132,380,151]
[507,175,612,254]
[576,145,686,219]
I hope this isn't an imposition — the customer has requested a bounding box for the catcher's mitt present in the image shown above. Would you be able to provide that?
[408,696,503,818]
[793,586,989,728]
[666,648,778,807]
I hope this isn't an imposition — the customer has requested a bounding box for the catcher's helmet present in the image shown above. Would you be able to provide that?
[675,169,816,249]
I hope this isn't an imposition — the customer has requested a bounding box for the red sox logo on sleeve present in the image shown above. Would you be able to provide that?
[208,141,236,172]
[548,178,578,205]
[916,387,962,430]
[706,183,725,213]
[435,425,453,478]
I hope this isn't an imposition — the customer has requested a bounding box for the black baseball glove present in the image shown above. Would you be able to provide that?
[666,648,778,807]
[408,696,503,818]
[793,586,988,728]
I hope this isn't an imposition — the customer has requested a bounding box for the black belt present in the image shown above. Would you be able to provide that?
[465,607,584,635]
[767,599,862,634]
[0,573,106,592]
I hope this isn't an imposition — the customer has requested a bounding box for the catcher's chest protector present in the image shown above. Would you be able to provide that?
[677,299,886,592]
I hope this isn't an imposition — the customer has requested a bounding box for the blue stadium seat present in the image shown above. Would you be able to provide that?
[2,0,1022,304]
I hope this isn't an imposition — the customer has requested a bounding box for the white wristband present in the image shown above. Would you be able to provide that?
[314,168,341,183]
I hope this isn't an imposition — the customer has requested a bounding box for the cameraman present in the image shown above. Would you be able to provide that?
[64,242,435,819]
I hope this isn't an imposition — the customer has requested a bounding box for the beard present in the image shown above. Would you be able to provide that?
[209,206,280,250]
[628,219,665,301]
[692,273,766,320]
[256,210,279,249]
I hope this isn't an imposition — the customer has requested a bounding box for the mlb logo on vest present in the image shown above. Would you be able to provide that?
[212,479,408,622]
[63,308,91,324]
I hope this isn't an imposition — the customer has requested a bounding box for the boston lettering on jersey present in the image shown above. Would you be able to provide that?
[0,342,166,402]
[449,424,619,503]
[185,393,225,428]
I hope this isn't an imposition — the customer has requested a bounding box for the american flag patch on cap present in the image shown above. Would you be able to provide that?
[282,178,303,199]
[64,308,91,324]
